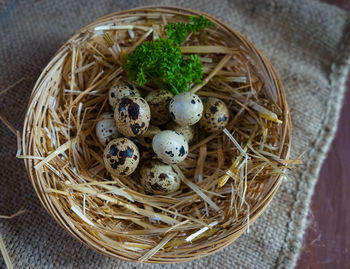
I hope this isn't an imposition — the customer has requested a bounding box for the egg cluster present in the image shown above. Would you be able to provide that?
[95,80,230,195]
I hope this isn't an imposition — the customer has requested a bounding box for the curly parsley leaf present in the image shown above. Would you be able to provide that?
[165,15,215,44]
[124,15,214,94]
[124,39,203,95]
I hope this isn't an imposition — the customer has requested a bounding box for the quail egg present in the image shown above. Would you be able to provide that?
[169,92,203,126]
[95,112,119,146]
[140,160,181,194]
[103,138,140,176]
[114,96,151,137]
[198,97,230,133]
[145,89,173,125]
[109,80,141,109]
[152,130,189,164]
[137,125,161,148]
[166,121,195,144]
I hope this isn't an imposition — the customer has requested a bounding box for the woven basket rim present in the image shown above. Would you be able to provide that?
[22,6,292,264]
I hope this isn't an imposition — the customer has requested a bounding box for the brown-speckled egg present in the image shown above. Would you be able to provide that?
[145,89,173,125]
[137,125,161,148]
[103,138,140,176]
[95,112,119,146]
[109,80,140,109]
[169,92,203,126]
[198,97,230,133]
[152,130,188,164]
[140,160,181,194]
[114,96,151,137]
[166,121,195,144]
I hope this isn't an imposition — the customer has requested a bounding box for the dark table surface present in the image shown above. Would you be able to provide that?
[297,1,350,268]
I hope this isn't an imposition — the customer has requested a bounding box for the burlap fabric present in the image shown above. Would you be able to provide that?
[0,0,349,268]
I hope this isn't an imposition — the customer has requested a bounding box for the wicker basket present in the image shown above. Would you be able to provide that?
[23,6,291,263]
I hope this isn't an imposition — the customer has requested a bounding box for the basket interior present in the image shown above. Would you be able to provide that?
[23,7,291,263]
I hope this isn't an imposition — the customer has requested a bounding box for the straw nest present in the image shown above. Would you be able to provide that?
[22,7,292,263]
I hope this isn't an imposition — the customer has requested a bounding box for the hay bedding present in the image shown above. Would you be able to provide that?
[20,8,291,263]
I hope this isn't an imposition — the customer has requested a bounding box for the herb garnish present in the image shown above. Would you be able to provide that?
[124,15,215,95]
[166,15,215,45]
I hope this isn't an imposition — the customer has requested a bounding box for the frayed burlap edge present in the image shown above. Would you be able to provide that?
[278,17,350,269]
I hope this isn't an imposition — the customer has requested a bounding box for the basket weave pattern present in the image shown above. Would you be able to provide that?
[22,7,291,263]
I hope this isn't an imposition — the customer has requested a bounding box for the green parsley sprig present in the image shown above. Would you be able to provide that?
[124,15,215,95]
[165,15,215,45]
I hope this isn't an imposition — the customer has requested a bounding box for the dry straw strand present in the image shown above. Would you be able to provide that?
[0,234,13,269]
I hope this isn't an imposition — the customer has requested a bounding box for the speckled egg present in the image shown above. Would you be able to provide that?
[145,89,173,125]
[169,92,203,126]
[109,80,141,109]
[114,96,151,137]
[152,130,188,164]
[198,97,230,133]
[103,138,140,176]
[166,121,195,144]
[137,125,161,148]
[95,112,119,146]
[140,160,181,194]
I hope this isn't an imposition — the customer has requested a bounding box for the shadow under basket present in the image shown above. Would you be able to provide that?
[23,6,292,264]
